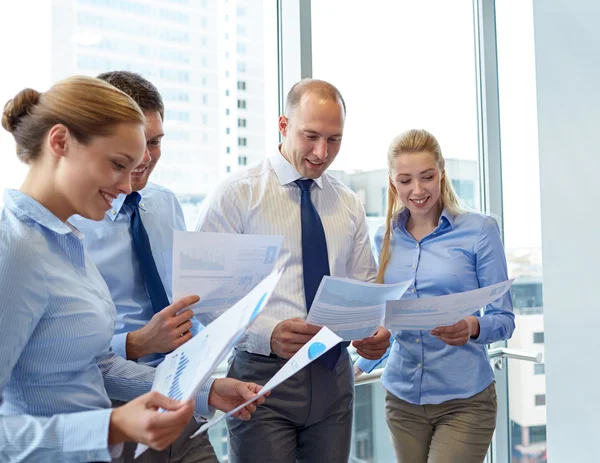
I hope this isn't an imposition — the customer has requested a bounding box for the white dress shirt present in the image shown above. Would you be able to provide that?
[195,150,377,356]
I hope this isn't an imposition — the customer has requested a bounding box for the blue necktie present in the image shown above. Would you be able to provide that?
[295,179,342,371]
[125,193,170,314]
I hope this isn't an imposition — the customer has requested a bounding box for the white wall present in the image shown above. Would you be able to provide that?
[533,0,600,461]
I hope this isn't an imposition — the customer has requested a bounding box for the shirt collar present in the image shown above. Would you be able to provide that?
[269,146,324,189]
[393,206,455,232]
[106,190,147,221]
[4,189,75,235]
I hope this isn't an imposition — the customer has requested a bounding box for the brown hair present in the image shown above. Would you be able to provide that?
[377,129,465,283]
[285,78,346,117]
[2,75,145,164]
[97,71,164,119]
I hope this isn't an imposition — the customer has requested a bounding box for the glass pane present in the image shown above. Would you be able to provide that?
[311,1,479,461]
[0,0,279,232]
[496,1,547,462]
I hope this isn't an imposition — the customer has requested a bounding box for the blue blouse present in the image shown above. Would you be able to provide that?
[356,209,515,405]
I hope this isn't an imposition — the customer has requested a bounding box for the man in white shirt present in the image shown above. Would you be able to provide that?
[195,79,391,462]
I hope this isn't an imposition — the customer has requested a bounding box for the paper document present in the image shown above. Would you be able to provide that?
[192,326,343,437]
[172,231,283,314]
[305,277,412,341]
[384,279,514,332]
[135,269,283,458]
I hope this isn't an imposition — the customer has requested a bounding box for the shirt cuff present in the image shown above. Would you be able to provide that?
[62,408,117,462]
[194,376,216,420]
[242,315,280,356]
[472,315,492,344]
[355,356,384,374]
[112,332,129,359]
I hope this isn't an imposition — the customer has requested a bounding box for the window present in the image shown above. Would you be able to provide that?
[496,2,548,460]
[535,394,546,406]
[312,2,481,460]
[0,1,279,236]
[237,80,246,90]
[238,137,247,147]
[237,99,246,109]
[238,118,246,128]
[534,364,545,375]
[237,156,247,166]
[226,166,231,173]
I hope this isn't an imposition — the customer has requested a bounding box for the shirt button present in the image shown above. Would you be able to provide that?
[412,264,416,269]
[140,202,145,208]
[418,363,422,368]
[110,210,116,215]
[411,288,415,293]
[416,338,420,343]
[415,244,419,249]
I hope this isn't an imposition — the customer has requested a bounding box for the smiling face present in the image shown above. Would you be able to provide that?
[278,93,344,179]
[390,150,444,222]
[53,122,147,221]
[129,110,164,192]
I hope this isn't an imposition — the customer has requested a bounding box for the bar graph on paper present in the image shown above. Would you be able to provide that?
[167,352,190,401]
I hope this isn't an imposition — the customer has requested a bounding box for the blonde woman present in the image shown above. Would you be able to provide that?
[354,129,515,463]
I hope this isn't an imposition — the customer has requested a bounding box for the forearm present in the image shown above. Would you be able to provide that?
[0,409,117,463]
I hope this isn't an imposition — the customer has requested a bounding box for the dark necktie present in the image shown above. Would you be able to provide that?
[124,193,170,314]
[295,179,342,371]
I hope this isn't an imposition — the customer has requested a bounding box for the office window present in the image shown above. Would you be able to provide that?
[226,166,231,173]
[237,156,247,166]
[535,394,546,406]
[226,147,231,154]
[225,89,230,96]
[237,99,246,109]
[237,61,246,72]
[225,108,230,115]
[534,364,545,375]
[238,118,246,128]
[225,128,230,135]
[533,332,545,344]
[238,137,247,147]
[237,80,246,91]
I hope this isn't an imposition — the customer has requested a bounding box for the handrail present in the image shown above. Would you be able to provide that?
[488,347,543,363]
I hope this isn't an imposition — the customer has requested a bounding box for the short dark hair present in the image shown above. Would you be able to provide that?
[97,71,164,120]
[284,78,346,117]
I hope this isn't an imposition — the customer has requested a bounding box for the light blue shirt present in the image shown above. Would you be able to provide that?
[0,189,213,463]
[70,182,200,366]
[356,209,515,405]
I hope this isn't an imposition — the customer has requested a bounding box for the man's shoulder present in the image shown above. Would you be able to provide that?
[142,182,178,200]
[323,172,363,205]
[213,159,273,193]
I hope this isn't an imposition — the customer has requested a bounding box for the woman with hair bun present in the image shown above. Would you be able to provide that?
[0,76,264,462]
[354,129,515,463]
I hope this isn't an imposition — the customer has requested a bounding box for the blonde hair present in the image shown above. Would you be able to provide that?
[2,75,145,164]
[377,129,465,283]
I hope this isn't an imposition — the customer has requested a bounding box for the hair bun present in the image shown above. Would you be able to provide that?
[2,88,41,134]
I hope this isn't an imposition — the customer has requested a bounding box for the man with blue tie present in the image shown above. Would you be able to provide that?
[71,71,229,463]
[195,79,391,463]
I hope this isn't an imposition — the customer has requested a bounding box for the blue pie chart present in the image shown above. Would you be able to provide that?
[308,342,326,360]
